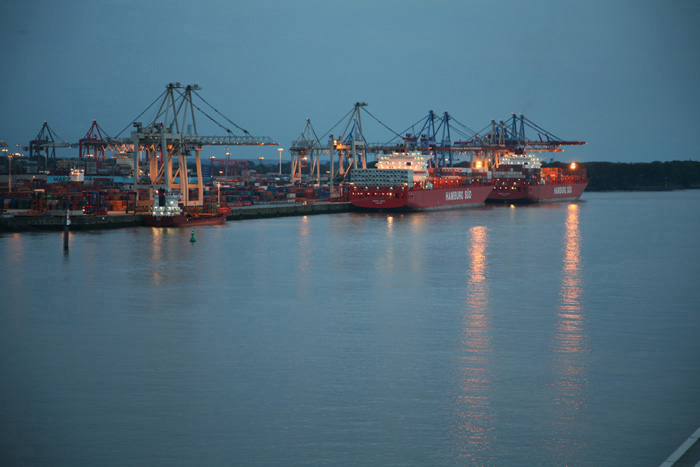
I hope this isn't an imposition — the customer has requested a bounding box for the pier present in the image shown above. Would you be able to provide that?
[0,202,351,232]
[0,211,142,231]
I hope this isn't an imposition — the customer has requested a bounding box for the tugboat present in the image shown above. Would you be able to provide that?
[143,189,230,227]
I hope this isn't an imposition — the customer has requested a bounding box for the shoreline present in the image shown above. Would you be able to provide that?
[0,201,352,233]
[585,186,700,192]
[2,187,698,233]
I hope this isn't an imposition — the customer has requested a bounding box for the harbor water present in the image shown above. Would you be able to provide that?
[1,190,699,466]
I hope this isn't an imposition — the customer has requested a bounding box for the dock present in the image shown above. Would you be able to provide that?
[0,202,352,232]
[0,212,142,231]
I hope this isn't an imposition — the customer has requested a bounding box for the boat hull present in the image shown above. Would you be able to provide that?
[488,181,588,204]
[350,185,493,211]
[143,213,227,227]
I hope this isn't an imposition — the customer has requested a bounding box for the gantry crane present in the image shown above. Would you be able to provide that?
[451,113,587,168]
[112,82,277,208]
[28,121,71,172]
[288,102,375,187]
[79,120,111,165]
[289,118,323,184]
[362,111,586,170]
[335,102,368,179]
[388,110,460,168]
[308,105,586,193]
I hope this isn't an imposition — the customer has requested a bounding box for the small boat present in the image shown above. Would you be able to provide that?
[142,189,230,227]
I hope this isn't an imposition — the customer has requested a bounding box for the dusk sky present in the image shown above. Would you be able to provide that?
[1,0,699,164]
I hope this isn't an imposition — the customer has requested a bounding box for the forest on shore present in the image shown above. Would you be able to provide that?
[545,160,700,191]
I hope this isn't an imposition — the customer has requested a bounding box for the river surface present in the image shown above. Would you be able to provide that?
[1,190,699,466]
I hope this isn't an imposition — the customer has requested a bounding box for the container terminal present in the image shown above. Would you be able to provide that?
[1,83,586,231]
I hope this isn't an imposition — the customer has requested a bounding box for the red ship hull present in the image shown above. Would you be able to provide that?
[350,184,493,211]
[143,211,228,227]
[488,181,588,204]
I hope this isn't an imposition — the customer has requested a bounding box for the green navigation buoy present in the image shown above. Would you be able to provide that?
[190,229,196,243]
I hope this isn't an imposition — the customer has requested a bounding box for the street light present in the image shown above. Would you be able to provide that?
[6,151,22,193]
[2,148,8,190]
[209,156,216,177]
[15,143,22,173]
[258,157,265,176]
[278,147,283,175]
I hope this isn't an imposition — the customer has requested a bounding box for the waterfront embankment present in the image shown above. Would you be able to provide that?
[0,202,352,232]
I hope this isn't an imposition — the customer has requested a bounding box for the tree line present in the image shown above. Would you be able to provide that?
[545,160,700,191]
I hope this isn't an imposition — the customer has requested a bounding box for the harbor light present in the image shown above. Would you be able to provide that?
[2,148,8,192]
[6,150,22,193]
[278,147,283,175]
[570,162,577,170]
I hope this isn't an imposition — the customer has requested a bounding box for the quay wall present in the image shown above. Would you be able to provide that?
[227,202,350,221]
[0,202,352,232]
[0,213,143,232]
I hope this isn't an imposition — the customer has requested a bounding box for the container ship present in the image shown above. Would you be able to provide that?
[348,151,493,211]
[143,189,230,227]
[487,155,587,204]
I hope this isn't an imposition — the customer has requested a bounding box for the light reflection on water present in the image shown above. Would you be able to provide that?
[150,228,165,286]
[547,203,588,458]
[5,234,26,289]
[556,204,586,354]
[453,225,495,462]
[1,192,699,466]
[294,216,313,299]
[297,216,311,270]
[408,213,428,275]
[146,227,201,288]
[375,215,395,275]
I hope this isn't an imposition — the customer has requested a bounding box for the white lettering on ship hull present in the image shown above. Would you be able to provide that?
[553,186,573,195]
[445,189,472,201]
